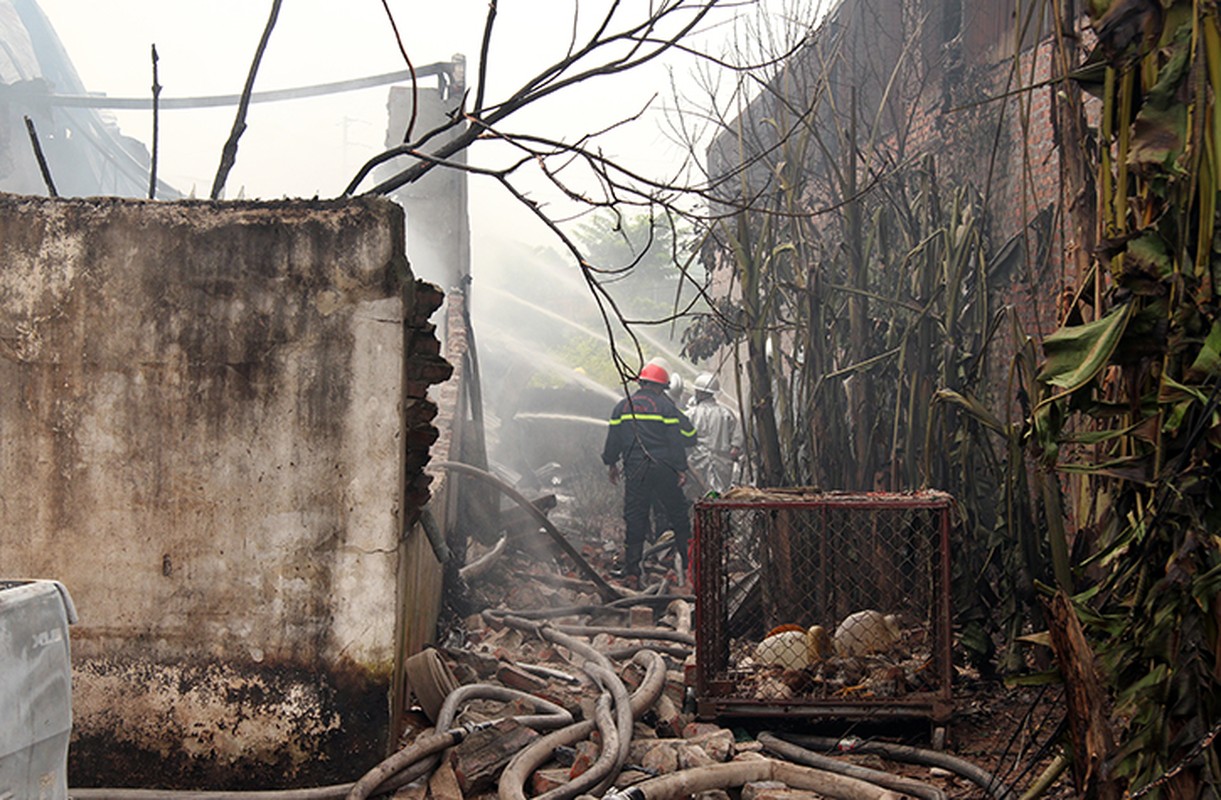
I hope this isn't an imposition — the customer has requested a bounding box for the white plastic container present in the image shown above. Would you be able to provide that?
[0,580,77,800]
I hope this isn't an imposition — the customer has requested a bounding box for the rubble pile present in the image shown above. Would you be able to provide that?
[356,524,1025,800]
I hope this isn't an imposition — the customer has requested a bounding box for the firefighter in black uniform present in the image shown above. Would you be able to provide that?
[602,361,697,586]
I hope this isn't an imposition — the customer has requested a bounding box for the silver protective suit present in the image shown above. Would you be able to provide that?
[686,395,743,493]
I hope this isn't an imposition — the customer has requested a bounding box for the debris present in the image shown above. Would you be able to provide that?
[428,760,464,800]
[390,781,427,800]
[662,671,687,707]
[404,648,460,723]
[679,744,716,769]
[754,624,833,669]
[683,722,725,740]
[568,740,600,778]
[449,719,540,794]
[651,694,683,738]
[743,784,828,800]
[460,535,507,582]
[495,663,549,693]
[665,599,693,635]
[432,460,623,602]
[686,729,735,762]
[640,742,679,775]
[530,768,572,795]
[629,605,655,628]
[396,477,1024,800]
[834,610,902,657]
[741,780,788,800]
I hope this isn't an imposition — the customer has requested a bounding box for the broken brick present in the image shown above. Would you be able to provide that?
[530,769,571,795]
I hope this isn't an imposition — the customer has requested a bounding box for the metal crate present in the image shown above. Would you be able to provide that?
[693,490,954,723]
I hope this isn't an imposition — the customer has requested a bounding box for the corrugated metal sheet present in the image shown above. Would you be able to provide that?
[0,580,76,800]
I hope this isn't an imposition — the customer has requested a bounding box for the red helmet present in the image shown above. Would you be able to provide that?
[638,362,670,386]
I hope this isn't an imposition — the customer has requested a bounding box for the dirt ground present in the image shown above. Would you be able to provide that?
[431,507,1075,800]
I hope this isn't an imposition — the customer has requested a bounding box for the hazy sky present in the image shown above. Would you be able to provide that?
[33,2,737,237]
[25,0,816,404]
[30,0,813,386]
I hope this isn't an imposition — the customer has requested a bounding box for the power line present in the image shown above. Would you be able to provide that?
[9,63,453,111]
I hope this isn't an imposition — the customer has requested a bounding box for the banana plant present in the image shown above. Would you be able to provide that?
[1034,0,1221,794]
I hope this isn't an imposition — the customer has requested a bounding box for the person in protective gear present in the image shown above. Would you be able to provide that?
[601,361,697,585]
[686,372,744,494]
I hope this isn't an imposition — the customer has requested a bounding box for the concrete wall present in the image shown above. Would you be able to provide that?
[381,59,470,292]
[0,193,449,788]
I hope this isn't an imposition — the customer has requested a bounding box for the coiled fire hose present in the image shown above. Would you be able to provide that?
[498,649,667,800]
[757,732,946,800]
[778,733,1015,800]
[344,684,576,800]
[600,757,904,800]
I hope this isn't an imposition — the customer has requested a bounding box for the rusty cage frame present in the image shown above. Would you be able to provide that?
[693,490,955,723]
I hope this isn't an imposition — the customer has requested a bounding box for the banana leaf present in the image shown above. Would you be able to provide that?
[1039,303,1134,392]
[1187,320,1221,378]
[1128,24,1192,171]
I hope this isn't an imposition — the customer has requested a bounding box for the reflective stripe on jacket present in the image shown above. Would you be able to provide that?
[602,385,697,471]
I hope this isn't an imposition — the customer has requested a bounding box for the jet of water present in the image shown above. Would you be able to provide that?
[514,412,608,428]
[490,333,623,401]
[481,285,696,380]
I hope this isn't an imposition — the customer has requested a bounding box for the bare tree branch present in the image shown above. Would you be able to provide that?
[211,0,282,201]
[378,0,420,143]
[149,44,160,200]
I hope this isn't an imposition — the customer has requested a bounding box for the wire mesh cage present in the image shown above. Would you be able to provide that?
[693,489,955,723]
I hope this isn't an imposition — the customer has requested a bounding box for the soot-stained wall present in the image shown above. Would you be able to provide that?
[0,193,440,788]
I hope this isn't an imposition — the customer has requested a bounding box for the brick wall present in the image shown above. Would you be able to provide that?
[708,3,1083,385]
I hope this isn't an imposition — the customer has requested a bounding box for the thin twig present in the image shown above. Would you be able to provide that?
[378,0,419,143]
[23,116,57,197]
[210,0,283,200]
[473,0,498,116]
[148,44,160,200]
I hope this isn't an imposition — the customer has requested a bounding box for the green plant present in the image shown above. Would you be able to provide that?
[1032,1,1221,794]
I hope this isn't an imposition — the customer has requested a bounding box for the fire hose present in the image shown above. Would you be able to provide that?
[498,649,667,800]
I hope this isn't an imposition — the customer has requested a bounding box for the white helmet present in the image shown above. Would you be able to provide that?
[693,372,719,394]
[667,372,684,402]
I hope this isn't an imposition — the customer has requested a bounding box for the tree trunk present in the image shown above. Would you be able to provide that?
[1045,591,1122,800]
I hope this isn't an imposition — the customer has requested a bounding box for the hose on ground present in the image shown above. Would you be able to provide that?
[73,652,661,800]
[603,643,691,661]
[431,460,622,602]
[757,732,946,800]
[435,684,574,732]
[70,786,354,800]
[780,733,1016,800]
[484,603,632,621]
[70,727,480,800]
[476,594,694,627]
[533,692,620,800]
[497,650,666,800]
[601,756,903,800]
[459,533,506,581]
[345,727,471,800]
[546,621,693,645]
[69,786,351,796]
[582,662,634,796]
[529,619,636,796]
[346,683,576,800]
[71,749,456,800]
[603,593,694,610]
[517,662,582,684]
[486,611,694,647]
